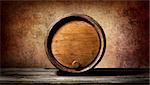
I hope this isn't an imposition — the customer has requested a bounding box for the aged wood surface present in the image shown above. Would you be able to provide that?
[52,21,100,68]
[0,68,149,84]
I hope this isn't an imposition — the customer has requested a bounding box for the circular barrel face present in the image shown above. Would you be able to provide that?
[51,21,100,69]
[46,14,106,73]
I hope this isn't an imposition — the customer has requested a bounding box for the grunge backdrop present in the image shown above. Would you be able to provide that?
[1,1,149,68]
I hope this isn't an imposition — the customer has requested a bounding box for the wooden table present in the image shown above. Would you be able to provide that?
[0,68,149,84]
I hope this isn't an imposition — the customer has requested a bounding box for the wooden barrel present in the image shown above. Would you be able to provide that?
[45,14,106,73]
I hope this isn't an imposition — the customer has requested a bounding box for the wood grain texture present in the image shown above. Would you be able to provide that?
[52,21,100,68]
[0,68,149,84]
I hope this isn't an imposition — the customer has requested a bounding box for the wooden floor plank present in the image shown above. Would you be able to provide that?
[0,68,149,84]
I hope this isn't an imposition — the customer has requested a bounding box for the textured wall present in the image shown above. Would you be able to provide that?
[1,1,149,68]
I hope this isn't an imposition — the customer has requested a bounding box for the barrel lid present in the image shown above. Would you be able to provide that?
[45,14,106,73]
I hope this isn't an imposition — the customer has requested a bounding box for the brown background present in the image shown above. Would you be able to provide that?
[1,1,149,68]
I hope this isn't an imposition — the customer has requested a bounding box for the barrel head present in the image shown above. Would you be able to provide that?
[46,14,106,73]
